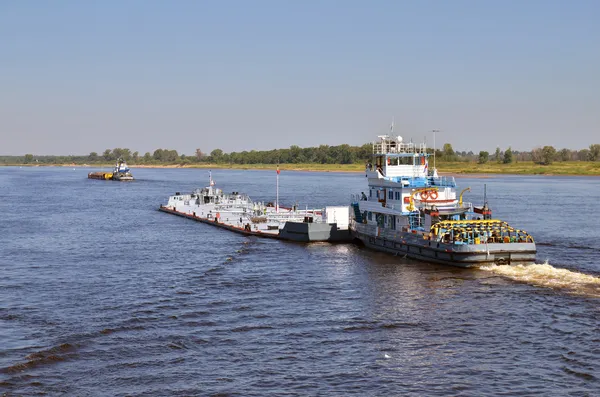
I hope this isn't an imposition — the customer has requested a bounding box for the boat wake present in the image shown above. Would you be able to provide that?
[480,262,600,298]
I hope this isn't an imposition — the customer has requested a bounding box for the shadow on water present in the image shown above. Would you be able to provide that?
[2,344,77,375]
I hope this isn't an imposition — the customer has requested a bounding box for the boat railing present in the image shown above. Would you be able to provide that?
[373,141,427,154]
[431,220,535,244]
[353,218,535,245]
[386,176,456,188]
[429,176,456,187]
[393,177,428,188]
[353,221,425,240]
[420,202,473,212]
[384,203,409,213]
[351,193,369,203]
[348,199,409,214]
[408,211,423,229]
[264,211,325,223]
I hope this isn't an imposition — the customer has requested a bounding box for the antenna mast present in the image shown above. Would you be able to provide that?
[276,164,280,213]
[484,183,487,205]
[432,129,439,171]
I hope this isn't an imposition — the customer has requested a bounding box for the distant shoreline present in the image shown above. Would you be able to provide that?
[2,162,600,176]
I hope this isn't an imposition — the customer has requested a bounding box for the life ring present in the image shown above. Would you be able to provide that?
[420,191,429,200]
[429,191,438,200]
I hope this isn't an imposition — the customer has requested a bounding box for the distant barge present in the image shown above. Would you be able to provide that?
[88,171,114,180]
[88,159,134,181]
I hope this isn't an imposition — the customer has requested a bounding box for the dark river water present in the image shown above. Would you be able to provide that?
[1,167,598,396]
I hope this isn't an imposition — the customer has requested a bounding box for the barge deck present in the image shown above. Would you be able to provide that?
[159,205,353,242]
[159,205,281,239]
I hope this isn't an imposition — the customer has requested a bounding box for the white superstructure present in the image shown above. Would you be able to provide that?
[350,130,536,267]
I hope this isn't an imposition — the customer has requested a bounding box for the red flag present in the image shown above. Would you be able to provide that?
[276,165,280,175]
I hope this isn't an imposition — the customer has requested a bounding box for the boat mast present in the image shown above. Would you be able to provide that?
[276,164,280,213]
[209,170,215,189]
[432,129,439,172]
[484,183,487,205]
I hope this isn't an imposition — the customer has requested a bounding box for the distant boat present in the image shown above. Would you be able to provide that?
[111,158,134,181]
[88,158,134,181]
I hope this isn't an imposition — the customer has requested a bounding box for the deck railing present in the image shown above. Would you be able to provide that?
[373,141,427,154]
[352,221,427,241]
[429,176,457,187]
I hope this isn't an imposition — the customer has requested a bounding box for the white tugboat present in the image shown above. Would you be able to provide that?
[111,158,134,181]
[350,132,536,267]
[159,172,352,242]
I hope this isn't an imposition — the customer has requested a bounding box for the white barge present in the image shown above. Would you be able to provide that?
[159,173,352,242]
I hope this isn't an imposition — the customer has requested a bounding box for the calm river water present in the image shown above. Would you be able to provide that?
[0,167,598,396]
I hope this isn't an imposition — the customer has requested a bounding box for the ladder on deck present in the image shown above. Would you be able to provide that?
[352,203,363,223]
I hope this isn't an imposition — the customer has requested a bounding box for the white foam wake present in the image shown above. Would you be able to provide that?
[480,262,600,298]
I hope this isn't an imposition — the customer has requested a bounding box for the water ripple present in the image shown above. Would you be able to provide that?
[1,169,599,396]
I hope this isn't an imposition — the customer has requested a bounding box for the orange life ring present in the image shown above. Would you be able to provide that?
[420,191,429,200]
[430,191,438,200]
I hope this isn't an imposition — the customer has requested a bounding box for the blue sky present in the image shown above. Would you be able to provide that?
[1,0,599,155]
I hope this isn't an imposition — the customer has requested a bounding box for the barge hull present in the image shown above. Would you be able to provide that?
[353,231,536,268]
[279,221,352,242]
[87,172,134,181]
[112,175,134,181]
[88,172,113,180]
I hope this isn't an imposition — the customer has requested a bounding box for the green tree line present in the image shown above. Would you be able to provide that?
[3,143,600,166]
[439,143,600,166]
